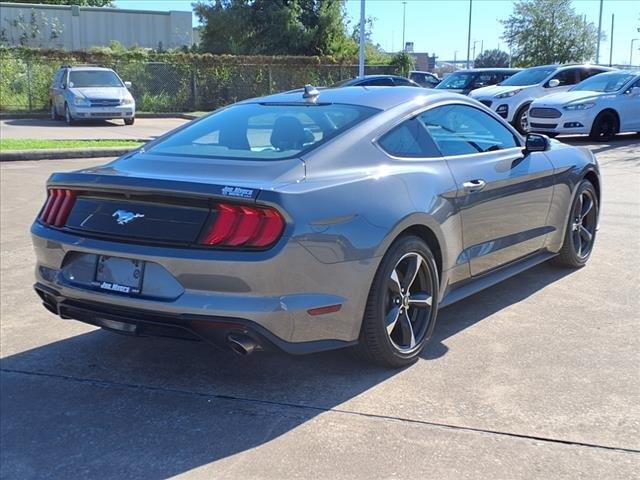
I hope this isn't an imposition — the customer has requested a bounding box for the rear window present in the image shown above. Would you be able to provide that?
[147,103,379,160]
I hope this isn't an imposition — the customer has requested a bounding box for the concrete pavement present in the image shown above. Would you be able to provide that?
[1,137,639,478]
[0,117,190,141]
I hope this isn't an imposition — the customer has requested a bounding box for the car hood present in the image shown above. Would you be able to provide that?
[531,90,609,107]
[70,87,129,100]
[470,84,531,98]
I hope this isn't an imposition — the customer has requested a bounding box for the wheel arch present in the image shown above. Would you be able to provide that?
[583,169,601,208]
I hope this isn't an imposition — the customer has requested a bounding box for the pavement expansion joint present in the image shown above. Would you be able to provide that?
[3,367,639,456]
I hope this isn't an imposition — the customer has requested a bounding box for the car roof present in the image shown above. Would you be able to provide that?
[61,66,114,71]
[240,86,449,111]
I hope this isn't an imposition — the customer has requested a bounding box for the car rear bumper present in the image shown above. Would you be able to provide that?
[34,283,355,354]
[31,221,377,349]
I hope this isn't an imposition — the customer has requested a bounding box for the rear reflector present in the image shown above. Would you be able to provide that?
[39,188,77,227]
[200,203,285,248]
[307,304,342,316]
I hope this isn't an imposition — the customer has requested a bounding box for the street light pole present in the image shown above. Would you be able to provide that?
[608,14,614,67]
[631,39,639,67]
[466,0,472,69]
[402,1,407,52]
[595,0,603,64]
[358,0,365,78]
[472,40,479,64]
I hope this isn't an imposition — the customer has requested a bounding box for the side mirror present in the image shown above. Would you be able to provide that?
[625,86,640,96]
[524,133,550,154]
[547,79,561,88]
[124,81,132,89]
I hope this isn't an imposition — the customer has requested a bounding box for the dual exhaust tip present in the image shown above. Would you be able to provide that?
[227,334,261,356]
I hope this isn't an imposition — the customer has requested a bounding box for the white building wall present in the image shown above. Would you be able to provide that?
[0,2,193,50]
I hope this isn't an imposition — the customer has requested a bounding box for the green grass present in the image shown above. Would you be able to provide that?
[0,139,144,152]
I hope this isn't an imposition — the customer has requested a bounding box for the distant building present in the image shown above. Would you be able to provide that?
[411,52,437,72]
[0,2,193,50]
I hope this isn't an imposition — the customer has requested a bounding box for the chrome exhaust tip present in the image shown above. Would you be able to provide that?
[227,334,260,356]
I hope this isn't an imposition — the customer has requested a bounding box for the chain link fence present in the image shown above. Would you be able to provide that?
[0,53,396,113]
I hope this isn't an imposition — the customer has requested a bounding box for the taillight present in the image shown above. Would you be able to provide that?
[200,203,285,248]
[39,188,77,227]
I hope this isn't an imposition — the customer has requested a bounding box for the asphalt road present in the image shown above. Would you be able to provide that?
[0,117,190,141]
[1,136,639,479]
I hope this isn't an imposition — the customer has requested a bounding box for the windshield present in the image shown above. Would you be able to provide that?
[500,67,556,86]
[570,72,636,92]
[147,103,380,160]
[69,70,123,88]
[436,72,477,90]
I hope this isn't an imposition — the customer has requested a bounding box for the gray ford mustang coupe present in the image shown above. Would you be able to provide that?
[31,86,601,367]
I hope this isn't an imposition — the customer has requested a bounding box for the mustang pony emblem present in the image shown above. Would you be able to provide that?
[112,209,145,225]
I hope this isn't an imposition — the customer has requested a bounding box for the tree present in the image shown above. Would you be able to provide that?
[474,49,509,68]
[9,0,114,5]
[389,51,414,76]
[193,0,356,57]
[501,0,598,67]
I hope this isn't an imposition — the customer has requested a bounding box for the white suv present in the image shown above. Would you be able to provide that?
[528,70,640,140]
[470,64,613,133]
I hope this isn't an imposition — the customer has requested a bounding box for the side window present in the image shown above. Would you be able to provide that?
[550,68,579,86]
[419,104,519,156]
[378,118,441,158]
[361,77,395,86]
[579,68,606,82]
[51,70,62,87]
[393,77,417,87]
[474,73,497,88]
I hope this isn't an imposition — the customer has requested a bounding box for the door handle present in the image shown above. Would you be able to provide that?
[462,179,486,193]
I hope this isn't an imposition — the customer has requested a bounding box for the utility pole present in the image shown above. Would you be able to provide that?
[358,0,365,77]
[466,0,472,69]
[595,0,603,64]
[472,40,479,64]
[480,40,483,55]
[608,14,614,67]
[454,50,458,65]
[402,1,407,52]
[632,39,639,67]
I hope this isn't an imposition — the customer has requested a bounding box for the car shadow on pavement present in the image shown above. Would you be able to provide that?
[1,262,576,478]
[422,262,576,360]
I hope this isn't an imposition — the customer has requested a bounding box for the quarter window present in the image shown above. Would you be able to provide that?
[419,104,519,156]
[378,118,440,158]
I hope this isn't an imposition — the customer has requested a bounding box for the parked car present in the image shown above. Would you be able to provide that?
[49,65,136,126]
[32,85,601,367]
[527,70,640,140]
[332,75,421,87]
[470,64,614,133]
[408,70,440,88]
[435,68,521,95]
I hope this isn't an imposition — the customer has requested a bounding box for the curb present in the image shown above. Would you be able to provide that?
[0,146,138,162]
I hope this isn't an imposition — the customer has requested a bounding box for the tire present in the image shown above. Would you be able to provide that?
[64,103,75,125]
[513,103,530,134]
[124,117,135,126]
[354,235,439,368]
[551,180,598,268]
[589,111,618,141]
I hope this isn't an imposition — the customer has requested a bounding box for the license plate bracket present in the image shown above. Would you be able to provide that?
[94,255,144,295]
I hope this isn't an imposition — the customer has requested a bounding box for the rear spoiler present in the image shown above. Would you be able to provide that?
[46,172,260,202]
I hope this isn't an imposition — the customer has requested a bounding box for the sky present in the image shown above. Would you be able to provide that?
[114,0,640,66]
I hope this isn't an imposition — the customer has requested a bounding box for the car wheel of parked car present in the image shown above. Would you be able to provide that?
[589,111,618,141]
[552,180,598,268]
[354,235,439,368]
[124,117,135,126]
[64,104,75,125]
[514,104,530,134]
[50,103,60,120]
